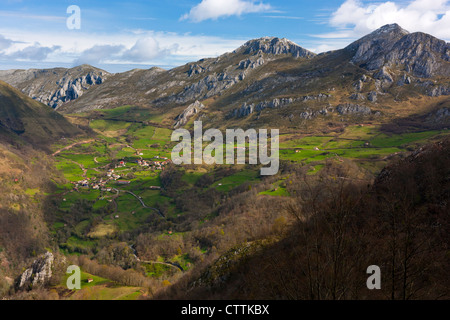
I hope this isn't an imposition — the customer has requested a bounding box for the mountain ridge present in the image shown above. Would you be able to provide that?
[1,24,449,128]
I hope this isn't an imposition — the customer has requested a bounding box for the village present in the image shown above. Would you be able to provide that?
[72,155,171,191]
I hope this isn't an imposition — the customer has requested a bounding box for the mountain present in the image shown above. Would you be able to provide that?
[0,65,110,109]
[211,24,449,125]
[1,25,449,130]
[0,80,82,147]
[345,24,450,78]
[56,37,316,114]
[47,24,448,134]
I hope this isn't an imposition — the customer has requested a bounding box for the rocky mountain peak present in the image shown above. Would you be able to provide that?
[240,37,316,58]
[371,23,409,37]
[387,32,450,77]
[346,24,449,78]
[346,24,410,66]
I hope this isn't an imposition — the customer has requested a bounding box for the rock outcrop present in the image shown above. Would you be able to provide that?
[368,91,378,102]
[177,73,240,104]
[18,252,54,289]
[187,64,206,77]
[426,107,450,124]
[427,85,450,97]
[174,100,205,128]
[229,94,332,119]
[238,56,265,70]
[336,103,372,115]
[349,93,366,101]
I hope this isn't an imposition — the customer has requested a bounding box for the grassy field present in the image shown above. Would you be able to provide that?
[90,119,131,133]
[279,126,448,163]
[60,271,144,300]
[55,159,84,182]
[211,168,260,192]
[259,187,289,197]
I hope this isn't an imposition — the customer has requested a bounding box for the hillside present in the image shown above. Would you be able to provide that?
[155,137,450,300]
[0,24,448,301]
[0,81,84,292]
[0,81,82,148]
[0,65,110,109]
[0,141,69,297]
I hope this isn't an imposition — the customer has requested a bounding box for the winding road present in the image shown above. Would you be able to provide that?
[113,188,165,218]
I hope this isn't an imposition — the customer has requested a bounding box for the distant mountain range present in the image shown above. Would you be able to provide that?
[0,24,448,130]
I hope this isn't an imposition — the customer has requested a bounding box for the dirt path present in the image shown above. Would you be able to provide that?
[52,139,95,156]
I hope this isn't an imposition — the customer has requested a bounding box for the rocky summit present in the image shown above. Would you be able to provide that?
[346,23,450,78]
[239,37,316,58]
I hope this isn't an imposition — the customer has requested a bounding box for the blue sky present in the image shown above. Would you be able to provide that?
[0,0,449,72]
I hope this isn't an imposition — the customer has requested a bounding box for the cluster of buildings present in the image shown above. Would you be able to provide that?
[106,169,121,180]
[73,177,112,191]
[70,155,171,192]
[136,156,171,171]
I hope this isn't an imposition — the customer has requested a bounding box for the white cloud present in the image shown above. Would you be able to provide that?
[0,27,247,71]
[121,37,171,62]
[0,35,14,50]
[2,42,61,61]
[74,44,125,65]
[181,0,272,22]
[329,0,450,40]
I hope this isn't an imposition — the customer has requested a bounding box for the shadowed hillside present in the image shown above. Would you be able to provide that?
[0,81,82,149]
[155,137,450,300]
